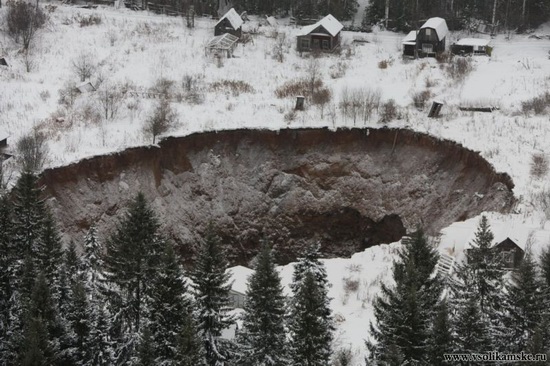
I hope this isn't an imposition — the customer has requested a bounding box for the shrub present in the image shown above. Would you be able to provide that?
[379,99,398,124]
[16,130,48,173]
[530,153,549,179]
[58,81,79,108]
[210,80,254,96]
[7,1,47,50]
[378,59,389,69]
[72,52,97,82]
[435,51,452,63]
[182,73,205,104]
[445,57,473,80]
[150,77,176,98]
[275,79,323,99]
[77,13,102,27]
[521,92,550,115]
[273,33,287,63]
[333,347,353,366]
[411,90,431,110]
[96,83,123,120]
[329,60,348,79]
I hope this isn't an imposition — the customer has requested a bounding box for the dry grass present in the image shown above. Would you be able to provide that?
[210,79,254,96]
[275,78,323,99]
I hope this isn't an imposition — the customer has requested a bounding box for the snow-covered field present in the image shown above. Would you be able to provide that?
[2,4,550,363]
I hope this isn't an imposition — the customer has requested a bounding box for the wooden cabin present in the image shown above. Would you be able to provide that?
[451,38,492,56]
[493,237,525,270]
[214,8,243,38]
[402,31,417,57]
[296,14,343,53]
[416,17,448,57]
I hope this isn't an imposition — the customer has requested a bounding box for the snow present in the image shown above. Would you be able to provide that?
[402,30,417,45]
[215,8,243,30]
[420,17,449,40]
[298,14,344,37]
[455,38,491,47]
[226,265,254,295]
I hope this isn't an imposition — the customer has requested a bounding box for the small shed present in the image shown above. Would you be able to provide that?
[402,31,417,57]
[0,57,8,67]
[451,38,492,56]
[77,81,96,93]
[214,8,243,38]
[416,17,448,56]
[493,237,525,270]
[296,14,343,52]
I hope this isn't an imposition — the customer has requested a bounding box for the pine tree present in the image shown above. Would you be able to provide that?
[0,196,14,363]
[367,229,442,364]
[36,212,64,302]
[503,253,545,352]
[238,242,288,366]
[87,304,116,366]
[191,224,234,366]
[103,192,165,363]
[82,225,105,303]
[147,242,197,364]
[540,245,550,289]
[289,243,333,366]
[138,327,155,366]
[175,316,205,366]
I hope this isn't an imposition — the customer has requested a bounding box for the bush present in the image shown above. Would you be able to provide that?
[16,130,48,173]
[72,52,97,82]
[96,83,123,120]
[530,153,549,179]
[435,51,452,63]
[333,347,353,366]
[378,59,390,69]
[445,57,473,80]
[182,73,205,104]
[329,60,348,79]
[411,90,431,110]
[77,13,102,27]
[150,77,176,98]
[7,1,47,50]
[521,92,550,115]
[275,79,323,99]
[58,81,79,108]
[210,80,254,96]
[379,99,398,124]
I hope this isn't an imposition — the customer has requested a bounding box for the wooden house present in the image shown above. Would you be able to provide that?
[493,237,525,270]
[451,38,492,56]
[296,14,343,53]
[416,17,448,57]
[402,31,417,57]
[227,265,253,308]
[214,8,243,38]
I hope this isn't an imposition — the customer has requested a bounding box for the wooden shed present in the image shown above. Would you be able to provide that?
[493,237,525,270]
[214,8,243,38]
[402,31,417,57]
[296,14,343,53]
[451,38,492,56]
[416,17,448,57]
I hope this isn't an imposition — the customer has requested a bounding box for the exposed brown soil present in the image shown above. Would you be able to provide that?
[40,128,515,265]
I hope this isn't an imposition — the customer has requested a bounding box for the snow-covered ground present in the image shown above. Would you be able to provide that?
[2,4,550,363]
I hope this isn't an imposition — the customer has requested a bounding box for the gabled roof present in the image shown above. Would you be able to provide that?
[206,33,239,50]
[298,14,343,37]
[402,30,417,45]
[420,17,448,40]
[215,8,243,30]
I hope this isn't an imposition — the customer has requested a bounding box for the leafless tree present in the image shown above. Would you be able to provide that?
[16,130,48,173]
[7,1,46,50]
[97,83,123,120]
[143,98,177,144]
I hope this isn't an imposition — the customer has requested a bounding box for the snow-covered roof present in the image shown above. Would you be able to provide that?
[227,265,254,295]
[205,33,239,50]
[266,16,277,27]
[215,8,243,30]
[298,14,343,37]
[420,17,448,40]
[402,30,417,45]
[455,38,491,47]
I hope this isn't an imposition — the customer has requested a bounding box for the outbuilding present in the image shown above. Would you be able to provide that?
[214,8,243,38]
[451,38,492,56]
[416,17,448,57]
[296,14,343,53]
[402,31,417,57]
[493,237,525,270]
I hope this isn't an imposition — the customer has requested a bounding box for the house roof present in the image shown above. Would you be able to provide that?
[455,38,491,47]
[402,30,417,45]
[266,16,278,27]
[226,265,254,295]
[298,14,343,37]
[215,8,243,30]
[205,33,239,50]
[420,17,448,40]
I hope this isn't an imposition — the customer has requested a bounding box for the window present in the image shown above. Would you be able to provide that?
[313,39,320,48]
[425,28,432,36]
[322,40,329,49]
[422,43,433,54]
[301,39,310,50]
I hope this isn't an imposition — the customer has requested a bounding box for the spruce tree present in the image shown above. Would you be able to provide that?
[289,243,333,366]
[427,299,453,366]
[503,253,545,352]
[367,229,442,364]
[191,224,234,366]
[238,243,288,366]
[138,327,155,366]
[175,316,205,366]
[0,196,14,363]
[87,304,116,366]
[147,242,197,364]
[103,192,165,363]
